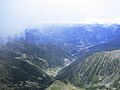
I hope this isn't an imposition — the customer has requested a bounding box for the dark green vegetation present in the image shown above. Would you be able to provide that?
[0,46,51,90]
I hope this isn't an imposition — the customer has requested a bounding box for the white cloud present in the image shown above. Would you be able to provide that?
[0,0,120,36]
[83,17,120,24]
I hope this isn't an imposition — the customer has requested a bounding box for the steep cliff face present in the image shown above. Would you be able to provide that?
[56,50,120,90]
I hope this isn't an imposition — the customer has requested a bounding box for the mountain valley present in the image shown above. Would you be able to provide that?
[0,24,120,90]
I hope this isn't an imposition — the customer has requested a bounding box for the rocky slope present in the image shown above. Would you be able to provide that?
[45,80,84,90]
[56,50,120,90]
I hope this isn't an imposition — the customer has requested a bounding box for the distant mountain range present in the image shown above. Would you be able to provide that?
[0,24,120,90]
[20,24,120,55]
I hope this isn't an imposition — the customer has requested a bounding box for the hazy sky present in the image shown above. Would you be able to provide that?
[0,0,120,36]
